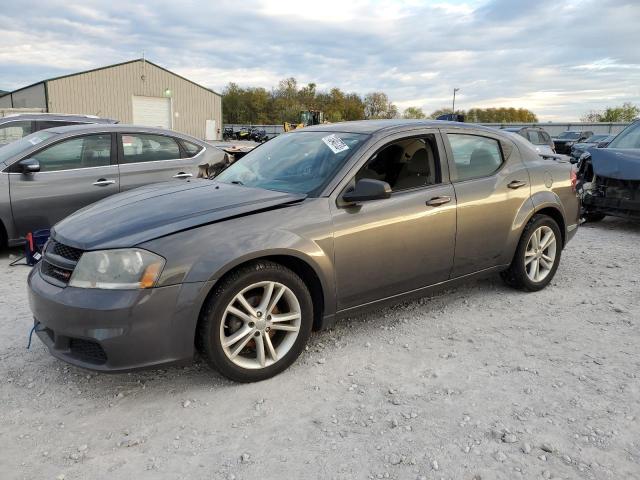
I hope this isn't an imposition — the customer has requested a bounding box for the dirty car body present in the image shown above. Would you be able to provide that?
[28,120,580,381]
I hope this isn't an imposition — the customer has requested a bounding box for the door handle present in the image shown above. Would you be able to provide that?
[508,180,527,189]
[92,179,116,187]
[173,172,193,179]
[426,196,451,207]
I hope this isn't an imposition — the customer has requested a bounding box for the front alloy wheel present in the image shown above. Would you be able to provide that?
[197,261,313,382]
[221,281,301,369]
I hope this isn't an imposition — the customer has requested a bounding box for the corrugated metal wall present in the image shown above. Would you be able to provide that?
[46,60,221,139]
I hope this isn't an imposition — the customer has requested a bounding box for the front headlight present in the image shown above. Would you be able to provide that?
[68,249,165,289]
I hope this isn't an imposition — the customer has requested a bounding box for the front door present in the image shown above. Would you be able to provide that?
[330,132,457,310]
[117,133,198,191]
[9,133,118,238]
[441,129,533,277]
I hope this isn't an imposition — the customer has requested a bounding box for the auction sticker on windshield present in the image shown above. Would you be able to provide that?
[322,134,350,154]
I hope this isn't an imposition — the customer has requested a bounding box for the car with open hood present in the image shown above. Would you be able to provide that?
[577,120,640,222]
[28,120,580,382]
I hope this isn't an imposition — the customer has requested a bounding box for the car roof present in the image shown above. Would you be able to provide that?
[43,123,206,143]
[0,113,117,124]
[295,119,502,135]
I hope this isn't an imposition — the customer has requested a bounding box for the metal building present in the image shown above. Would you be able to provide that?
[0,59,222,140]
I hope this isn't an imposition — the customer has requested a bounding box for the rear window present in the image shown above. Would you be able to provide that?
[182,140,203,157]
[447,134,503,181]
[121,134,181,163]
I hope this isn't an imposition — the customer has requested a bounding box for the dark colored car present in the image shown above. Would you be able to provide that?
[502,127,555,155]
[570,134,614,161]
[28,120,579,382]
[553,130,593,154]
[0,125,225,247]
[0,113,117,146]
[577,120,640,222]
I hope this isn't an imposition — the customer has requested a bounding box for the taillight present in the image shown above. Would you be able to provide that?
[570,168,577,192]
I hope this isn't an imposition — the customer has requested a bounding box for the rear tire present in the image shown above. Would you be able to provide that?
[196,261,313,382]
[501,214,562,292]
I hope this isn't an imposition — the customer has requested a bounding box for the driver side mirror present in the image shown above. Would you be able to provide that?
[19,158,40,174]
[342,178,392,204]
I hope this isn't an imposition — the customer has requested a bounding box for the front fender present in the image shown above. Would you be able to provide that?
[141,202,337,316]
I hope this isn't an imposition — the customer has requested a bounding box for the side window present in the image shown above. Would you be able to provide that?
[540,131,552,144]
[120,134,181,163]
[0,121,33,144]
[31,134,111,172]
[181,140,203,157]
[447,134,503,181]
[356,135,441,191]
[528,130,545,145]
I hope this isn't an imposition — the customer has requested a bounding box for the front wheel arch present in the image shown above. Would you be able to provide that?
[195,254,327,348]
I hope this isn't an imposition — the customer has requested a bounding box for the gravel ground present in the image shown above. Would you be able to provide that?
[1,217,639,480]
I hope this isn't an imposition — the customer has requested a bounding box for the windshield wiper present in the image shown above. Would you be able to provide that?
[230,180,244,185]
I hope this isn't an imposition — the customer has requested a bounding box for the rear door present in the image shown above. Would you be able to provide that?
[441,128,532,277]
[8,133,119,237]
[117,133,199,191]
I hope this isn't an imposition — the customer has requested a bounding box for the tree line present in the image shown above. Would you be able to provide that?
[221,77,538,124]
[581,102,639,122]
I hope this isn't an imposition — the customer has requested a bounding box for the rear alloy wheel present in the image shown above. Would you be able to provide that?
[523,225,557,283]
[501,214,562,291]
[197,261,313,382]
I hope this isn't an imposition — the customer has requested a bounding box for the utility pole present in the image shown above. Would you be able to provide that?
[452,88,460,114]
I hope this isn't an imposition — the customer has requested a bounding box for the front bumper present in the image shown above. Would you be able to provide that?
[27,264,213,372]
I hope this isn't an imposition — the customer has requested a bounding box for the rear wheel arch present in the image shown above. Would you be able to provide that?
[533,206,566,247]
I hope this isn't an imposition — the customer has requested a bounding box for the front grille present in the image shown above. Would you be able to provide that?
[47,240,83,262]
[41,260,73,283]
[69,339,107,365]
[40,239,84,286]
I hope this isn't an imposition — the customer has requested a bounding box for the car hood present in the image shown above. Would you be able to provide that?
[53,180,306,250]
[588,147,640,181]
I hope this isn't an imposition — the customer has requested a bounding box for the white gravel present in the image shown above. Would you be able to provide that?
[1,217,639,479]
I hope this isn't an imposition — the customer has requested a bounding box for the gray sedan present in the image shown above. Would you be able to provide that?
[0,124,225,246]
[28,120,580,382]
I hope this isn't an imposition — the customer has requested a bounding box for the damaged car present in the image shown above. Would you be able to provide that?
[28,120,580,382]
[577,120,640,222]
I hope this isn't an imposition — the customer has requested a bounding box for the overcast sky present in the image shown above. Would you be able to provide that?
[1,0,639,120]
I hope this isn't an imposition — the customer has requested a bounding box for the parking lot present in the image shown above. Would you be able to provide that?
[1,217,639,480]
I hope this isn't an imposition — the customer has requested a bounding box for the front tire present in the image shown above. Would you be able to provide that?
[501,214,562,292]
[196,261,313,382]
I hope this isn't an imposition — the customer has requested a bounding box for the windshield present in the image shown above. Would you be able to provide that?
[586,135,608,143]
[558,131,581,140]
[608,122,640,149]
[0,130,56,164]
[216,131,368,195]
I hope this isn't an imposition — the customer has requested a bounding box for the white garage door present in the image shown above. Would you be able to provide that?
[132,95,172,129]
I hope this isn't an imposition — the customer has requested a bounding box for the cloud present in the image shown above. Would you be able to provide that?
[0,0,638,120]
